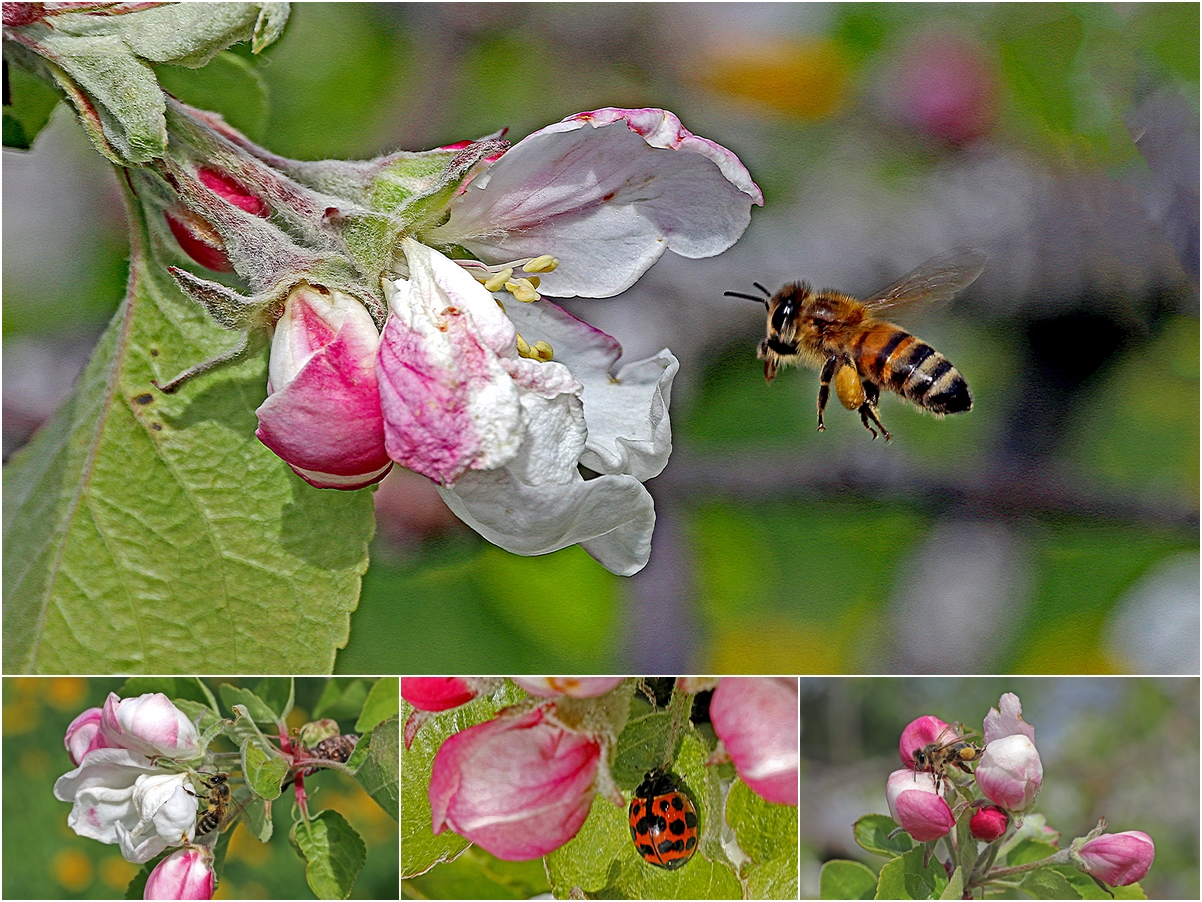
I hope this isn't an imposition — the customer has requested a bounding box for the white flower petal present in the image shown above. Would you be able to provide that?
[435,111,760,298]
[503,300,676,480]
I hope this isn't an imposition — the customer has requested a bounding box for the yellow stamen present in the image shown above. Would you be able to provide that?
[506,277,541,303]
[484,267,514,293]
[515,334,531,356]
[522,255,559,274]
[531,340,554,361]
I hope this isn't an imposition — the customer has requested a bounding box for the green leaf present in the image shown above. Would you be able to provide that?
[172,699,227,739]
[115,3,281,68]
[354,718,398,821]
[853,813,914,858]
[401,683,525,877]
[241,796,274,843]
[242,739,288,800]
[314,678,372,721]
[221,684,282,725]
[2,65,60,150]
[290,809,366,900]
[875,847,947,900]
[725,779,799,900]
[1004,838,1061,866]
[545,730,742,899]
[1054,866,1148,900]
[355,677,399,734]
[2,181,374,675]
[819,859,877,900]
[1022,868,1083,900]
[402,846,550,900]
[253,677,294,721]
[939,866,964,900]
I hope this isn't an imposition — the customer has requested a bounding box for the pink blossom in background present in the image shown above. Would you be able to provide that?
[512,678,625,698]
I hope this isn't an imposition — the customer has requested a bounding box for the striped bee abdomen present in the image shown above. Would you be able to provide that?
[854,324,972,415]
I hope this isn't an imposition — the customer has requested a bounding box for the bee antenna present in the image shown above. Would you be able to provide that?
[752,282,770,297]
[724,289,769,306]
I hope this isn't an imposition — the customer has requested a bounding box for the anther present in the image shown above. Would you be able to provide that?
[522,255,559,274]
[506,277,541,303]
[483,267,514,293]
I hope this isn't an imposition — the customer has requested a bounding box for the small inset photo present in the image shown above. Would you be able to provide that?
[3,676,399,899]
[401,676,799,900]
[798,677,1197,901]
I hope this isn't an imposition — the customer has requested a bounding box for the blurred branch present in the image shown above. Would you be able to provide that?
[658,447,1198,533]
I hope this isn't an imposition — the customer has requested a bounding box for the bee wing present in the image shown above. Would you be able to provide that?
[861,247,986,313]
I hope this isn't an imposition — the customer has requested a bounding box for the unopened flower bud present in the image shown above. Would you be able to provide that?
[1075,831,1155,887]
[255,283,392,489]
[710,677,799,806]
[144,846,215,900]
[429,706,600,860]
[969,804,1009,842]
[165,209,234,272]
[401,678,479,711]
[64,707,111,766]
[975,733,1042,812]
[886,769,955,841]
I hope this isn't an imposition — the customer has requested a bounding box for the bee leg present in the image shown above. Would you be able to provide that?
[816,357,840,431]
[853,381,889,441]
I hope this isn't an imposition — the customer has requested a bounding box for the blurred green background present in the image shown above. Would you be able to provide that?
[1,677,398,899]
[797,677,1199,900]
[3,3,1197,674]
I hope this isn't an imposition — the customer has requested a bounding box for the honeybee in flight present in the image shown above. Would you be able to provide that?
[909,725,984,794]
[726,247,986,441]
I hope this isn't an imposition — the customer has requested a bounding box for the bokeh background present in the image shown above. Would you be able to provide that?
[0,677,399,900]
[797,677,1199,900]
[4,3,1197,673]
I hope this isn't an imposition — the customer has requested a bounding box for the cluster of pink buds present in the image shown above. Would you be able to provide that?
[885,693,1155,890]
[142,102,761,575]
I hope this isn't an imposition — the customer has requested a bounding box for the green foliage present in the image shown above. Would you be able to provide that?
[2,64,61,149]
[1,186,375,674]
[290,809,367,900]
[854,813,914,858]
[402,846,550,899]
[354,718,399,822]
[356,678,400,734]
[154,51,270,141]
[819,859,877,900]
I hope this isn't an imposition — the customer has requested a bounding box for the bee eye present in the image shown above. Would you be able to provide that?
[770,302,795,332]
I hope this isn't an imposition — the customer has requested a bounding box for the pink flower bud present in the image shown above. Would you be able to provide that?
[975,734,1042,812]
[144,847,215,900]
[100,693,200,760]
[1076,831,1155,887]
[511,678,624,699]
[709,677,799,806]
[64,707,111,766]
[898,715,956,768]
[195,168,267,217]
[969,804,1009,842]
[165,209,234,272]
[401,678,479,711]
[255,283,392,489]
[886,769,956,842]
[428,706,600,860]
[3,3,45,27]
[886,33,998,145]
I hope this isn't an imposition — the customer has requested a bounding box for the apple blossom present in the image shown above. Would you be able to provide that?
[1075,830,1155,887]
[144,847,216,900]
[65,706,112,766]
[885,768,955,842]
[511,678,625,698]
[898,715,956,769]
[254,282,392,489]
[425,107,763,299]
[381,239,672,575]
[117,773,199,864]
[709,677,799,806]
[99,693,201,761]
[975,733,1043,812]
[969,804,1009,842]
[54,749,197,862]
[428,706,601,860]
[982,691,1035,744]
[401,677,480,711]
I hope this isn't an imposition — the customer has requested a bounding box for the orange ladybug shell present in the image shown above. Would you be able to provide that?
[628,769,699,870]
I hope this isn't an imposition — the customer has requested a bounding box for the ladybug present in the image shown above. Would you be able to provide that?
[628,769,699,870]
